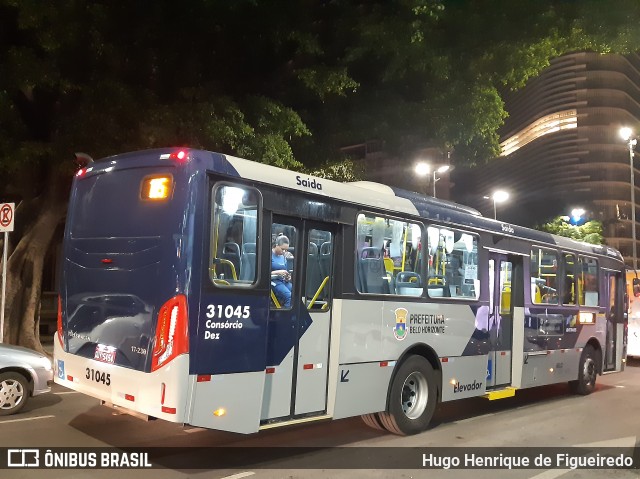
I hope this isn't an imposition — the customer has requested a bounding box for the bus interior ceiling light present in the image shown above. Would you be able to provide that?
[222,187,245,215]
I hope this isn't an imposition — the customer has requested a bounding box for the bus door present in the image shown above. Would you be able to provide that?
[261,215,335,421]
[603,270,623,371]
[487,252,516,388]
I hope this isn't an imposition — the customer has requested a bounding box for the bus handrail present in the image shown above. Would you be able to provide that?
[211,258,238,281]
[270,290,282,309]
[308,276,330,309]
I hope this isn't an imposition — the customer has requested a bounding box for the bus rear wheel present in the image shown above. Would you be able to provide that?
[378,355,437,435]
[569,345,598,395]
[361,413,386,431]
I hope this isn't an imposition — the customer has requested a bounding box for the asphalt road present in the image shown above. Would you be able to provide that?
[2,358,640,479]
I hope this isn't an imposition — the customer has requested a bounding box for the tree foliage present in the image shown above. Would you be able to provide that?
[1,0,640,348]
[538,217,604,245]
[307,158,364,182]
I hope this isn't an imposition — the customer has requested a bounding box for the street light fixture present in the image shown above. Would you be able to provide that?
[620,126,638,271]
[415,162,451,198]
[570,208,586,225]
[433,165,450,197]
[484,190,510,220]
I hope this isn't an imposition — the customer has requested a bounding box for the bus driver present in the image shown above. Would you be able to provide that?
[271,235,292,307]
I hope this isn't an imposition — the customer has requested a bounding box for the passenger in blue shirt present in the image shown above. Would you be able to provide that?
[271,235,292,307]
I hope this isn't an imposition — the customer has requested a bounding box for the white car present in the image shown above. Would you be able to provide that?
[0,344,53,415]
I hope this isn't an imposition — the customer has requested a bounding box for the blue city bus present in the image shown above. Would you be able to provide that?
[54,148,628,435]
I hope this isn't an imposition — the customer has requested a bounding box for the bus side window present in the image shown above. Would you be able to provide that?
[562,253,576,305]
[355,213,422,296]
[270,224,297,309]
[211,184,260,288]
[306,230,333,310]
[578,257,599,306]
[530,247,558,304]
[426,226,478,300]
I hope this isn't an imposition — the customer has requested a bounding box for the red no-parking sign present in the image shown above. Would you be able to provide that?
[0,203,14,232]
[1,202,14,342]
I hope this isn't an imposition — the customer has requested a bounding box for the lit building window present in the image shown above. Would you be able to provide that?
[500,110,578,156]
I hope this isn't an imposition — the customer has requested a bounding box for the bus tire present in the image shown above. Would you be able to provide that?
[379,355,437,435]
[569,345,598,395]
[361,413,385,431]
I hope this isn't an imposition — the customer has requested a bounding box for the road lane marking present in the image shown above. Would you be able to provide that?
[54,391,80,395]
[0,415,55,424]
[220,472,255,479]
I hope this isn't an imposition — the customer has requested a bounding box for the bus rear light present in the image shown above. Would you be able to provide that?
[57,295,64,347]
[265,367,276,374]
[151,295,189,372]
[197,375,211,382]
[124,394,135,402]
[161,150,188,162]
[75,168,86,178]
[170,150,187,161]
[161,406,177,414]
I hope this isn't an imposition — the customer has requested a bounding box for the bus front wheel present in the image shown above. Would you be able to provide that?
[378,355,437,435]
[569,345,598,395]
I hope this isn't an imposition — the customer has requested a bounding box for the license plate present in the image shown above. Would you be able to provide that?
[94,344,117,364]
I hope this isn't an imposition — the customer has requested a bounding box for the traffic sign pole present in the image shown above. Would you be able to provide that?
[1,231,6,343]
[0,202,15,344]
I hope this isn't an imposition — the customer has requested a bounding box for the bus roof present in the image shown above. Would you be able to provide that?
[95,148,624,263]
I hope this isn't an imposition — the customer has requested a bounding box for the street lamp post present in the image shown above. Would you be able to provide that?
[484,190,510,220]
[415,162,451,198]
[620,127,638,271]
[432,165,450,198]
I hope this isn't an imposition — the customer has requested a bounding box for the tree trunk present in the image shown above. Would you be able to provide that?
[3,186,66,354]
